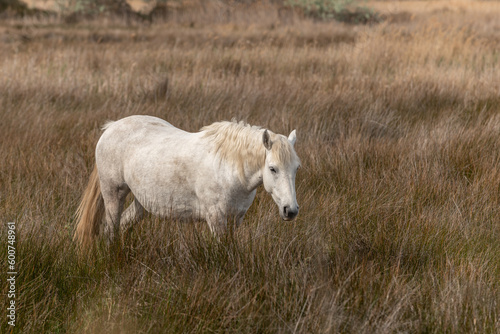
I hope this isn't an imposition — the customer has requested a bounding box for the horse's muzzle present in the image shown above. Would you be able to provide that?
[282,205,299,221]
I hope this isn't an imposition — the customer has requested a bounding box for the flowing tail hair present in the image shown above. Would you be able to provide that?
[74,165,104,249]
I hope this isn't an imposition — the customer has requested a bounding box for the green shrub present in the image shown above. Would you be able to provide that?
[286,0,355,20]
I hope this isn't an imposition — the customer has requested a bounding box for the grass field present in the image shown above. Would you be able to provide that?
[1,1,500,332]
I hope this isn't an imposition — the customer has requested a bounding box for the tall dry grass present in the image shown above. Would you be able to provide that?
[1,1,500,333]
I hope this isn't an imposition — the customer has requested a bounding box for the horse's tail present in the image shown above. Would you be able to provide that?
[74,165,104,249]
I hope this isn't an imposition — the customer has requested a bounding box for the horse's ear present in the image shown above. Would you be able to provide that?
[263,130,273,150]
[288,130,297,146]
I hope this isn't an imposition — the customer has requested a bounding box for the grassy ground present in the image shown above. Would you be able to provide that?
[1,1,500,333]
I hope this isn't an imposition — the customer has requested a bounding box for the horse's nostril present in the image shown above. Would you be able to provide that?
[283,206,290,216]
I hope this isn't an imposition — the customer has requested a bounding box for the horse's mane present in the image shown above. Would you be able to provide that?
[201,121,265,180]
[201,120,298,184]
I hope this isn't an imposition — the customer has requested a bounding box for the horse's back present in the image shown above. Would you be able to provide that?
[98,115,193,148]
[101,115,178,135]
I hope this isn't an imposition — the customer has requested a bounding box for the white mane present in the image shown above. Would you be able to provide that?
[201,120,299,183]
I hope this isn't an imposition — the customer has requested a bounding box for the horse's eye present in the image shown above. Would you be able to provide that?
[270,167,277,174]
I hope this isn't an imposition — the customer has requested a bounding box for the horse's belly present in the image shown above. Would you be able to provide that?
[136,187,204,221]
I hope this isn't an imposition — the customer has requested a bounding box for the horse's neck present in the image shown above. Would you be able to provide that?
[222,143,263,193]
[244,166,264,192]
[205,124,266,192]
[240,135,266,192]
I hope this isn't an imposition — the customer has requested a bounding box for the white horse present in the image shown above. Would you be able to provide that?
[74,115,301,248]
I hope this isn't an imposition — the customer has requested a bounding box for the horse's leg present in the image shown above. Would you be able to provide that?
[206,207,227,237]
[120,198,144,232]
[101,183,130,244]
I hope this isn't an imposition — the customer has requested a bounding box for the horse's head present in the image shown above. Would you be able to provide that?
[262,129,301,221]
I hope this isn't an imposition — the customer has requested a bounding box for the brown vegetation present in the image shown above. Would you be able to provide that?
[1,1,500,332]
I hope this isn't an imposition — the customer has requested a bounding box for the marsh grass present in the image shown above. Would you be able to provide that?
[1,1,500,333]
